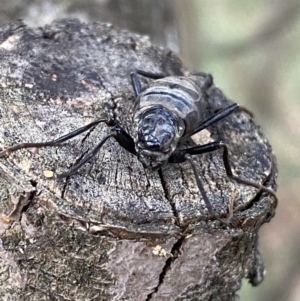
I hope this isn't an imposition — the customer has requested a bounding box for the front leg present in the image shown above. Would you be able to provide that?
[0,118,136,178]
[0,118,110,157]
[56,121,136,178]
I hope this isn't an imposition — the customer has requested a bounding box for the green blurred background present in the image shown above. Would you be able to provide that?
[1,0,299,299]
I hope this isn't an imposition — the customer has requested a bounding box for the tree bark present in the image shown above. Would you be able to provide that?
[0,19,277,301]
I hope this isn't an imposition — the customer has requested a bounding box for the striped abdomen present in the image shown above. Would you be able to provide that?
[134,76,205,137]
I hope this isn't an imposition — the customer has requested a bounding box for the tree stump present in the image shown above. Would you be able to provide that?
[0,19,277,301]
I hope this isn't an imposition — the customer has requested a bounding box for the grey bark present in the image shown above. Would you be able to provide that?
[0,19,277,301]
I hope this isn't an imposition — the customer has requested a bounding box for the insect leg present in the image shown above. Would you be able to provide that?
[57,133,115,178]
[185,155,234,224]
[191,103,240,135]
[58,123,136,178]
[1,116,137,178]
[169,141,278,219]
[112,123,136,155]
[191,72,214,91]
[130,72,142,96]
[0,119,110,158]
[131,70,166,97]
[186,155,238,224]
[136,69,166,79]
[201,73,213,91]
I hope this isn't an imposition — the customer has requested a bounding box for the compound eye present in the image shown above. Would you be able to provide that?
[161,131,173,146]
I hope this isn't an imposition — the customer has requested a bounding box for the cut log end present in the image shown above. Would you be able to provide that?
[0,19,277,301]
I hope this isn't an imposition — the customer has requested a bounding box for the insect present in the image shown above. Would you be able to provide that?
[0,70,278,223]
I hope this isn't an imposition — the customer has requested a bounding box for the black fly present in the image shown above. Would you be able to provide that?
[0,70,278,223]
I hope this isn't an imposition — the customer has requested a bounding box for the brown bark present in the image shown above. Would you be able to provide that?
[0,19,277,301]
